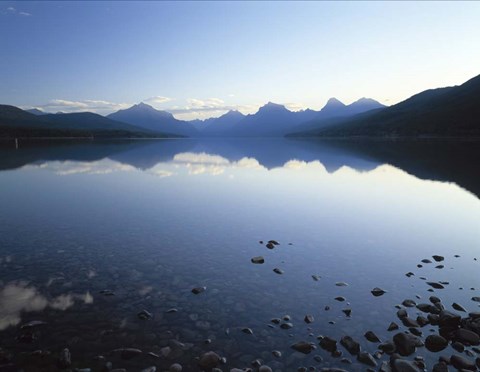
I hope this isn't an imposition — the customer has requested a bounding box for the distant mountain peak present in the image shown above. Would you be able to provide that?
[257,102,289,114]
[133,102,155,109]
[223,109,244,117]
[323,97,346,108]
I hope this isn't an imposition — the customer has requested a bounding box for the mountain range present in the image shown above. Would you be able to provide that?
[1,73,479,139]
[291,73,480,138]
[109,96,385,137]
[0,105,165,139]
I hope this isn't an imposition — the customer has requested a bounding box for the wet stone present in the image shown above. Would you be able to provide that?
[402,299,416,308]
[371,287,387,297]
[357,352,377,367]
[58,348,71,368]
[304,315,314,324]
[433,255,445,262]
[393,333,421,356]
[425,334,448,352]
[388,322,399,331]
[241,328,253,335]
[452,302,467,312]
[291,341,316,354]
[273,268,284,274]
[427,282,445,289]
[450,354,477,371]
[432,362,449,372]
[379,341,396,354]
[340,336,360,355]
[266,243,275,249]
[280,322,293,329]
[439,310,462,327]
[251,256,264,264]
[455,328,480,345]
[198,351,221,370]
[116,348,142,360]
[272,350,282,358]
[259,366,273,372]
[312,275,321,281]
[392,359,422,372]
[169,365,182,372]
[342,309,352,317]
[452,342,465,353]
[364,331,381,343]
[319,337,337,352]
[137,310,152,320]
[192,286,206,294]
[421,259,432,264]
[334,296,346,302]
[335,282,349,287]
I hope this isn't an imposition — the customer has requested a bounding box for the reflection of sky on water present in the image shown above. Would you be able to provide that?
[0,140,479,369]
[0,281,93,330]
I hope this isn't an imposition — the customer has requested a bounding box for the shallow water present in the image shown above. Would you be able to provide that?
[0,138,479,371]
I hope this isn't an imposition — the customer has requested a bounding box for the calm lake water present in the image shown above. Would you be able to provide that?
[0,139,479,371]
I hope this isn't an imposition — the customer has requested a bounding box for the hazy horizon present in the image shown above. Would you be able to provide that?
[2,1,480,120]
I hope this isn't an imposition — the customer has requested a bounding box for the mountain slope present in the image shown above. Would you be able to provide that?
[108,102,197,137]
[200,110,246,136]
[199,98,384,137]
[0,105,166,138]
[291,74,480,138]
[26,108,49,115]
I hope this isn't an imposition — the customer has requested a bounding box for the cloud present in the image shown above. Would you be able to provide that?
[4,7,31,16]
[26,159,136,175]
[144,96,172,105]
[284,102,307,112]
[172,152,264,175]
[38,99,132,114]
[0,281,92,330]
[167,98,259,120]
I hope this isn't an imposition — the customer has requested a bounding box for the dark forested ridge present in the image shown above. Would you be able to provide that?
[289,74,480,138]
[0,105,172,138]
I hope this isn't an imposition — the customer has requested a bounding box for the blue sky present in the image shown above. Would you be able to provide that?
[1,1,480,120]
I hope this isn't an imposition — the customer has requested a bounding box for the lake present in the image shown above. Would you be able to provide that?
[0,138,479,372]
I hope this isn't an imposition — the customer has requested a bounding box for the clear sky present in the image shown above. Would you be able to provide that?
[1,1,480,120]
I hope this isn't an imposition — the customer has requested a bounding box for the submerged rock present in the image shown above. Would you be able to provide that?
[137,310,153,320]
[192,286,206,294]
[450,354,476,370]
[304,315,314,324]
[291,341,316,354]
[425,334,448,352]
[251,256,264,264]
[357,352,377,367]
[319,337,337,352]
[427,282,445,289]
[340,336,360,355]
[452,302,467,312]
[364,331,381,343]
[371,287,387,297]
[393,333,422,356]
[58,348,71,368]
[198,351,221,370]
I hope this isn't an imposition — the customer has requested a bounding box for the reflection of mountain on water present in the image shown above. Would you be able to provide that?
[308,139,480,199]
[1,138,478,199]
